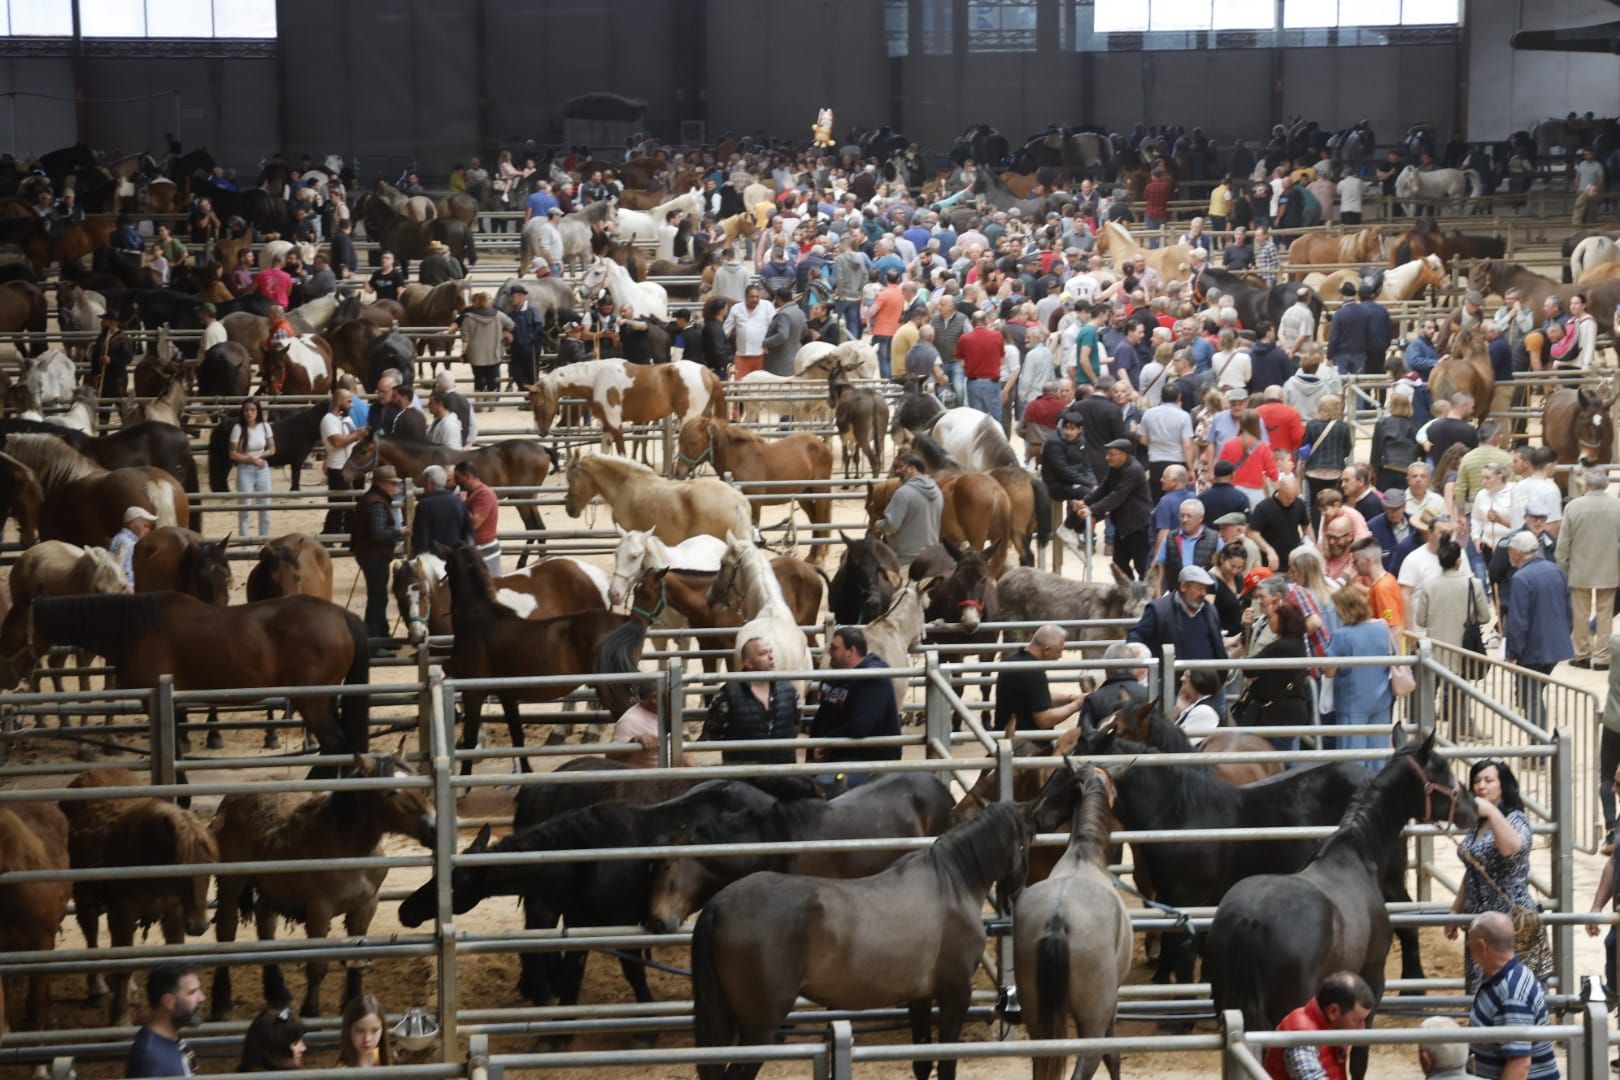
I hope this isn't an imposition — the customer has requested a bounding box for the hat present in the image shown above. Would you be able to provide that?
[100,310,119,322]
[1241,566,1274,596]
[122,506,158,524]
[426,240,446,253]
[1059,408,1085,427]
[1465,290,1483,306]
[1214,511,1248,527]
[510,284,528,294]
[373,465,400,483]
[547,206,563,217]
[1413,507,1448,531]
[198,302,217,316]
[1213,459,1236,477]
[1525,496,1556,518]
[1382,487,1405,508]
[1178,565,1216,586]
[1104,438,1135,452]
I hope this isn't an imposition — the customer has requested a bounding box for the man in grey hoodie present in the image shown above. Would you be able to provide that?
[874,453,943,569]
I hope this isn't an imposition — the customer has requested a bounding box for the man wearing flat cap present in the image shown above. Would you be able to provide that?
[352,464,403,646]
[1080,437,1154,580]
[92,309,134,399]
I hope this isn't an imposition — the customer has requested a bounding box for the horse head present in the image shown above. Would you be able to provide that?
[527,375,560,436]
[609,527,654,607]
[1398,730,1477,830]
[832,531,902,622]
[398,822,489,928]
[82,546,128,594]
[349,751,437,849]
[673,417,715,479]
[562,456,595,518]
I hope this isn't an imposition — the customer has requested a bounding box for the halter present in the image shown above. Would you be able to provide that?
[711,556,744,610]
[1405,752,1457,829]
[631,574,668,623]
[957,599,985,615]
[675,442,713,474]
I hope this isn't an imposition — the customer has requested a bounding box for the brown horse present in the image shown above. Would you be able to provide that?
[867,472,1014,576]
[1288,227,1384,269]
[529,358,727,455]
[399,280,467,331]
[0,280,47,347]
[443,545,647,773]
[245,532,334,601]
[1467,261,1564,312]
[0,451,42,545]
[392,552,609,638]
[631,553,826,669]
[121,368,189,430]
[675,418,834,561]
[906,433,1050,568]
[1113,699,1283,787]
[827,365,889,477]
[56,218,119,265]
[209,752,436,1019]
[132,526,233,605]
[1,433,188,547]
[1544,386,1618,474]
[0,593,373,755]
[62,768,218,1025]
[1427,329,1495,421]
[0,801,70,1034]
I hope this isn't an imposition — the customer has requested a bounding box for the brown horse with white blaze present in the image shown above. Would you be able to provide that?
[675,418,834,562]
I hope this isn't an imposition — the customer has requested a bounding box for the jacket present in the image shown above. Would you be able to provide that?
[1248,341,1293,392]
[832,250,869,300]
[352,485,401,559]
[1366,513,1422,573]
[1556,492,1620,589]
[1076,395,1125,480]
[1327,301,1369,361]
[412,488,474,555]
[1161,528,1221,587]
[1505,555,1575,667]
[459,307,513,368]
[1085,457,1153,538]
[1369,416,1421,478]
[1363,301,1393,367]
[702,680,800,765]
[1128,593,1228,662]
[699,318,734,376]
[881,475,944,564]
[1282,371,1340,419]
[418,253,465,285]
[810,652,903,763]
[1041,432,1096,500]
[762,303,806,376]
[509,303,543,351]
[1263,998,1348,1080]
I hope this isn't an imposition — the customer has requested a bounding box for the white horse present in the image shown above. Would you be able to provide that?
[581,257,669,322]
[1572,235,1620,284]
[18,348,77,407]
[795,339,879,380]
[260,239,317,268]
[716,534,812,693]
[615,189,704,245]
[45,386,98,435]
[908,407,1020,472]
[1394,166,1480,216]
[608,527,727,606]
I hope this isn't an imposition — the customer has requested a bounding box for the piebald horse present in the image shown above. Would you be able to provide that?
[528,358,725,456]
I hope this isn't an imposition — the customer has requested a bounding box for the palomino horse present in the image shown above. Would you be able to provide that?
[529,358,725,457]
[675,418,834,561]
[131,526,232,605]
[646,774,956,934]
[564,454,752,546]
[1544,385,1618,476]
[392,552,609,639]
[707,535,814,685]
[827,365,889,478]
[867,472,1014,576]
[1379,254,1447,302]
[245,533,334,602]
[1094,221,1192,282]
[0,451,43,544]
[2,433,186,547]
[1015,765,1133,1080]
[1287,226,1384,269]
[0,593,373,755]
[691,802,1031,1080]
[1428,328,1495,421]
[63,768,217,1025]
[210,752,435,1019]
[1207,736,1474,1080]
[442,545,646,773]
[0,801,70,1034]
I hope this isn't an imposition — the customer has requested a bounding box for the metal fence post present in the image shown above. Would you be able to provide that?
[1158,644,1177,725]
[432,672,460,1062]
[664,657,684,769]
[925,652,948,751]
[1581,999,1608,1080]
[662,414,675,477]
[1414,639,1437,902]
[1553,725,1576,994]
[828,1018,853,1080]
[402,479,417,555]
[150,676,176,790]
[1221,1008,1247,1080]
[997,738,1015,804]
[415,642,434,757]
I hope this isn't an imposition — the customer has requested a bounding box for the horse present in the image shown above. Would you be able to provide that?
[692,801,1031,1080]
[121,366,189,429]
[1378,255,1447,302]
[206,402,327,493]
[210,752,435,1019]
[131,526,232,605]
[1572,235,1620,284]
[735,371,832,425]
[260,336,332,397]
[674,418,834,560]
[358,195,475,266]
[828,532,903,624]
[852,583,932,707]
[0,451,42,545]
[0,419,197,525]
[1206,735,1475,1080]
[0,593,373,755]
[608,528,727,606]
[907,433,1050,569]
[581,255,669,322]
[400,783,779,1009]
[1428,328,1495,421]
[1111,699,1282,787]
[1544,386,1618,474]
[827,364,889,478]
[529,358,725,456]
[1287,227,1384,268]
[442,544,646,773]
[1394,166,1479,215]
[867,472,1014,577]
[564,454,752,546]
[1,433,187,547]
[708,534,815,685]
[0,801,70,1034]
[393,552,608,639]
[1192,267,1320,331]
[914,542,1002,695]
[16,347,75,406]
[0,280,47,351]
[1014,765,1132,1080]
[646,774,956,934]
[899,406,1021,473]
[198,341,253,398]
[715,212,757,256]
[62,768,218,1025]
[542,200,615,273]
[996,568,1153,648]
[1094,221,1193,282]
[245,532,333,602]
[1467,260,1565,313]
[797,340,880,381]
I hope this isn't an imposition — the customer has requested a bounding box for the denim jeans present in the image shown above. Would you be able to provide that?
[873,335,893,380]
[1333,352,1365,376]
[943,361,965,405]
[966,378,1001,416]
[235,461,272,536]
[836,299,862,339]
[1466,543,1489,583]
[1144,216,1165,246]
[1332,705,1393,752]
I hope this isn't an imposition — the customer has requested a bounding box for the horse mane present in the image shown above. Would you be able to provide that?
[1063,769,1116,871]
[1105,734,1235,818]
[32,593,166,661]
[2,433,100,485]
[413,553,448,592]
[581,454,656,481]
[445,545,508,631]
[694,796,824,847]
[1129,707,1197,754]
[909,433,961,472]
[1310,744,1420,870]
[926,800,1026,894]
[500,801,644,856]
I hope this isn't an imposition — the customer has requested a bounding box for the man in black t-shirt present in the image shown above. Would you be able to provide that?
[1249,474,1309,571]
[1423,392,1479,465]
[993,624,1085,733]
[619,305,653,364]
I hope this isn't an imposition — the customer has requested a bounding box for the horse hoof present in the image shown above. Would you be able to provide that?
[263,730,281,750]
[205,731,224,750]
[300,1001,321,1020]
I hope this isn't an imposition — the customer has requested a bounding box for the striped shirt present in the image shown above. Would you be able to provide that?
[1470,957,1560,1080]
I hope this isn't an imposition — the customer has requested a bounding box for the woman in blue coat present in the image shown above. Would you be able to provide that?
[1322,583,1393,751]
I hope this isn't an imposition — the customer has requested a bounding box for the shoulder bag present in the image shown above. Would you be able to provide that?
[1457,836,1553,982]
[1302,419,1341,483]
[1458,580,1488,681]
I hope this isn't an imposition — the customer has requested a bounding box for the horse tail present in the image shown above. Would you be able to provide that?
[692,905,736,1077]
[340,611,372,754]
[1032,924,1071,1080]
[181,451,202,532]
[146,479,177,528]
[1207,912,1269,1029]
[206,421,232,492]
[592,619,647,718]
[1029,475,1052,548]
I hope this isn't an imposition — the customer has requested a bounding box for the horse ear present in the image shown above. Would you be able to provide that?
[469,823,492,853]
[1109,561,1131,586]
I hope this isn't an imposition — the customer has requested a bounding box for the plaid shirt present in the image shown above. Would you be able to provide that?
[1286,584,1333,673]
[1256,240,1280,286]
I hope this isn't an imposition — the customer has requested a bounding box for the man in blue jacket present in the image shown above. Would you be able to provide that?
[1128,565,1229,713]
[1326,281,1370,375]
[1504,531,1574,729]
[810,626,901,786]
[1360,282,1394,374]
[1365,487,1422,573]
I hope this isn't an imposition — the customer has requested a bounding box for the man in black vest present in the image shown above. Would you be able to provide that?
[702,638,801,765]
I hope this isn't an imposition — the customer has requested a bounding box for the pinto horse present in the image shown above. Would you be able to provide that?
[392,551,608,639]
[2,433,187,547]
[529,357,726,456]
[674,418,834,561]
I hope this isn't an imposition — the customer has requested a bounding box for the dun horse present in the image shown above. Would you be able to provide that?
[564,454,752,546]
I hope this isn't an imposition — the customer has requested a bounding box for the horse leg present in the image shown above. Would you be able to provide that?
[517,504,545,567]
[256,898,293,1011]
[459,693,484,777]
[1383,866,1426,983]
[297,909,335,1018]
[211,876,242,1019]
[108,908,141,1026]
[907,999,934,1080]
[77,902,107,1006]
[934,981,974,1080]
[204,703,223,750]
[617,950,661,1047]
[806,497,830,564]
[500,696,531,773]
[340,898,377,1011]
[518,898,561,1005]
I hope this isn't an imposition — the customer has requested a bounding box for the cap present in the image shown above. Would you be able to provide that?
[1413,507,1448,531]
[547,206,563,216]
[1241,566,1274,596]
[1059,408,1085,427]
[1178,565,1216,586]
[100,310,119,322]
[1382,487,1405,508]
[1105,438,1135,452]
[1525,496,1556,518]
[510,284,528,294]
[1214,511,1248,527]
[373,465,400,482]
[1213,459,1236,477]
[122,506,158,524]
[198,302,217,316]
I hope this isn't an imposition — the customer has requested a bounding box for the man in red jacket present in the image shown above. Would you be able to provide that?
[1263,972,1374,1080]
[957,311,1006,418]
[1256,385,1306,454]
[1143,166,1173,243]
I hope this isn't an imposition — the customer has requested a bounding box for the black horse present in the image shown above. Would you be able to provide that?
[398,782,780,1009]
[1206,734,1475,1080]
[1194,266,1322,332]
[827,531,902,624]
[206,402,328,493]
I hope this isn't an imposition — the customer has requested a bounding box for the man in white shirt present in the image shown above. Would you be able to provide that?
[320,384,366,535]
[1509,445,1565,533]
[722,283,775,378]
[198,303,227,353]
[1403,461,1448,522]
[1211,328,1251,394]
[1139,383,1197,496]
[1398,510,1473,609]
[1277,288,1317,350]
[1336,171,1364,225]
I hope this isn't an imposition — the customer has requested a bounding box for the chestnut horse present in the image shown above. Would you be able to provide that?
[528,358,725,455]
[132,526,233,605]
[0,451,42,545]
[1287,227,1384,269]
[246,532,334,602]
[1427,329,1495,421]
[392,551,609,639]
[866,473,1014,577]
[1,433,187,547]
[674,419,834,562]
[0,801,70,1034]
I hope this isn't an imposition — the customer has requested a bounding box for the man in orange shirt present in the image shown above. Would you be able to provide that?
[1353,535,1405,641]
[868,269,905,380]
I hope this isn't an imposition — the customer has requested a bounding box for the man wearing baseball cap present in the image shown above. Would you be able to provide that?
[109,506,159,591]
[1128,565,1229,714]
[1080,437,1153,580]
[352,465,403,646]
[1490,495,1558,617]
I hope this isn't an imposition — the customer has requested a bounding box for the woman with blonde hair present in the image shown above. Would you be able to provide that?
[1323,584,1395,751]
[1370,387,1421,492]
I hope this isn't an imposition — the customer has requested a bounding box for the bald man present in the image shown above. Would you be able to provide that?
[1466,911,1558,1080]
[993,624,1085,733]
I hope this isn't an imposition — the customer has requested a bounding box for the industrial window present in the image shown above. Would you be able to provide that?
[1281,0,1460,26]
[885,0,908,57]
[967,0,1037,51]
[920,0,954,55]
[1088,0,1460,32]
[2,0,277,37]
[1,0,72,36]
